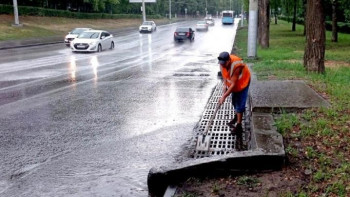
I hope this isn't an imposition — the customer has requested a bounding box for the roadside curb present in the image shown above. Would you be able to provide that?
[0,41,63,50]
[148,151,285,197]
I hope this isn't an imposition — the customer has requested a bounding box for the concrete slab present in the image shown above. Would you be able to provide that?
[250,113,284,154]
[148,150,285,196]
[250,80,330,113]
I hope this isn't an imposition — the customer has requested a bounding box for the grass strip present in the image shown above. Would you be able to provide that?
[235,20,349,196]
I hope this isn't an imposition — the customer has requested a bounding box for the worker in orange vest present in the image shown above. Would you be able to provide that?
[218,51,251,134]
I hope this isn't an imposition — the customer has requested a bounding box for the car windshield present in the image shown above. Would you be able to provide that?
[142,21,153,25]
[77,32,100,39]
[71,28,88,34]
[197,21,206,24]
[176,27,189,32]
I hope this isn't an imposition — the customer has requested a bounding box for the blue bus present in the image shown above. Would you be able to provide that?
[222,10,234,25]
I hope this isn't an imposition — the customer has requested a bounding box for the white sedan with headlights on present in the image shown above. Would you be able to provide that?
[139,21,157,33]
[70,30,114,53]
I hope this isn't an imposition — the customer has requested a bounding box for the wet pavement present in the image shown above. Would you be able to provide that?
[0,18,331,196]
[0,19,239,196]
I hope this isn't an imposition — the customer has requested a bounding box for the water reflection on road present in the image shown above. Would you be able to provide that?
[0,18,240,196]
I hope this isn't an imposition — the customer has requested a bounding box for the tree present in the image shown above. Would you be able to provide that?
[303,0,307,36]
[271,0,281,24]
[258,0,270,48]
[304,0,325,73]
[292,0,297,31]
[331,0,338,42]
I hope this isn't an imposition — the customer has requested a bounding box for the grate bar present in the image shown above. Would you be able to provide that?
[193,81,250,158]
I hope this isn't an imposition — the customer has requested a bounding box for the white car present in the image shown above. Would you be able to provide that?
[139,21,157,33]
[205,18,215,26]
[64,28,92,47]
[70,30,114,53]
[196,21,209,31]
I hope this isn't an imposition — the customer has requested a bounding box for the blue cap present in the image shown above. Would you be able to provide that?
[218,51,230,64]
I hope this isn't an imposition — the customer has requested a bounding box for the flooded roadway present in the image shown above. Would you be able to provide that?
[0,19,239,196]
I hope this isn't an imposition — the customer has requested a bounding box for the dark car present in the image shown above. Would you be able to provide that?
[174,27,195,42]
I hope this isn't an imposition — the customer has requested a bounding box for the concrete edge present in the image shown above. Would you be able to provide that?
[0,41,64,50]
[147,150,285,197]
[251,112,285,155]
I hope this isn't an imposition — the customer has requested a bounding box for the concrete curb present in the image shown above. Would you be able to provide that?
[0,41,63,50]
[147,150,285,197]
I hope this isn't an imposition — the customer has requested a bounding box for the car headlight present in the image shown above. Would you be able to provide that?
[89,41,97,45]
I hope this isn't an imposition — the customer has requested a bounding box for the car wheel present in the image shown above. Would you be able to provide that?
[110,42,114,49]
[97,44,102,52]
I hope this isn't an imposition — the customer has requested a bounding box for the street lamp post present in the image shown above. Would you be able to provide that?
[169,0,171,19]
[247,0,258,58]
[206,0,207,16]
[12,0,21,26]
[142,0,146,22]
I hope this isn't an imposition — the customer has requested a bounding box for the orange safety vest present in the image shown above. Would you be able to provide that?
[220,55,251,92]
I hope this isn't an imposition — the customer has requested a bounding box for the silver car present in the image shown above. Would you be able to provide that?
[64,28,92,47]
[70,30,114,53]
[196,21,209,31]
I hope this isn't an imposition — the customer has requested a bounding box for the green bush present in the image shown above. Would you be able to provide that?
[278,15,350,34]
[0,4,162,19]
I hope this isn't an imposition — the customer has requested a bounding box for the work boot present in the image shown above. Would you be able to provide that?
[227,116,237,128]
[230,123,243,135]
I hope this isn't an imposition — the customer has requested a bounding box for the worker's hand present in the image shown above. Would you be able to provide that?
[219,96,226,105]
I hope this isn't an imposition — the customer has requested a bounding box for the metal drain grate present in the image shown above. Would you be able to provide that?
[193,82,250,159]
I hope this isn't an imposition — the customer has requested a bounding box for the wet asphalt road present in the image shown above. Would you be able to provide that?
[0,19,239,196]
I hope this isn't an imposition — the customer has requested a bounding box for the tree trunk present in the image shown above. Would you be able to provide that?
[274,4,278,24]
[274,12,277,24]
[258,0,262,45]
[303,0,307,36]
[292,0,297,31]
[304,0,325,73]
[258,0,270,48]
[331,0,338,42]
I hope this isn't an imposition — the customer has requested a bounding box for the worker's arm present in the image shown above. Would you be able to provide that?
[219,66,243,104]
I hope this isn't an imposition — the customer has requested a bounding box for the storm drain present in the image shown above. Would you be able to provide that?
[193,82,251,159]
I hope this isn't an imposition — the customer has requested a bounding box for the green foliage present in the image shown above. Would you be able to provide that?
[275,113,299,135]
[279,16,350,34]
[237,176,260,188]
[286,145,298,157]
[0,25,57,41]
[211,182,221,194]
[0,4,162,19]
[234,12,350,197]
[305,146,317,159]
[325,181,347,196]
[313,170,326,182]
[297,192,308,197]
[176,193,197,197]
[302,110,315,121]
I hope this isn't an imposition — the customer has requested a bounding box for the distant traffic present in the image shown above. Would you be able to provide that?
[64,15,232,51]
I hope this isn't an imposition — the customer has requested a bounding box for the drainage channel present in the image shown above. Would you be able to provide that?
[192,81,251,159]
